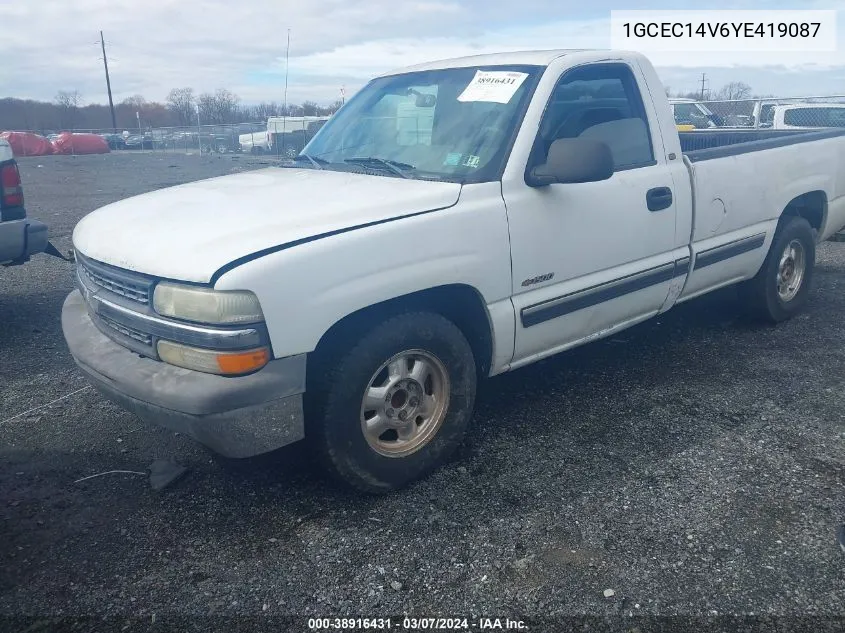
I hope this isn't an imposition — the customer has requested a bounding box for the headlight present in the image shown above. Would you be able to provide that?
[153,282,264,324]
[157,340,270,375]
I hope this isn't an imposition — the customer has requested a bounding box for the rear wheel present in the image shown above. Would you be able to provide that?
[307,312,477,494]
[743,216,815,323]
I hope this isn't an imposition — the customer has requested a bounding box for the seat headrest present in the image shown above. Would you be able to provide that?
[578,118,652,167]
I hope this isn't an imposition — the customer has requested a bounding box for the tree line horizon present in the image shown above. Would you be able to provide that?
[0,87,345,133]
[1,81,771,133]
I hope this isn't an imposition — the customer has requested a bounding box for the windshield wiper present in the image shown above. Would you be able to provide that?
[290,153,327,169]
[344,157,414,179]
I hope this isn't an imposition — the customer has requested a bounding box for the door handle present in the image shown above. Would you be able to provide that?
[646,187,673,212]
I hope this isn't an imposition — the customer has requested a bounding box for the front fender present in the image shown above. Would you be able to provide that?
[213,183,514,361]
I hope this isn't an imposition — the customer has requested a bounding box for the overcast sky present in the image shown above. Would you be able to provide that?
[2,0,844,106]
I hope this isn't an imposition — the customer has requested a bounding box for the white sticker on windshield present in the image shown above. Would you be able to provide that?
[457,71,529,104]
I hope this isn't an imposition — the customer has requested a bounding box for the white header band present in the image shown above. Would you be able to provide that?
[610,10,837,53]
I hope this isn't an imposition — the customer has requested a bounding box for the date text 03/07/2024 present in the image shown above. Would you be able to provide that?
[306,617,528,630]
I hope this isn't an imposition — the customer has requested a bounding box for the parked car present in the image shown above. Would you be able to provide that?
[62,49,845,493]
[669,98,724,129]
[239,130,270,154]
[0,138,65,267]
[200,134,238,154]
[98,133,126,150]
[124,134,154,150]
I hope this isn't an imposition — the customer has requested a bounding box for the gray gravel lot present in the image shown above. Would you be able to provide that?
[0,152,844,628]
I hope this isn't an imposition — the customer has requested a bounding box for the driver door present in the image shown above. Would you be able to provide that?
[502,61,681,366]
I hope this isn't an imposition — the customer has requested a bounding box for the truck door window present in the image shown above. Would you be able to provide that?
[673,103,710,127]
[533,63,655,171]
[758,104,775,126]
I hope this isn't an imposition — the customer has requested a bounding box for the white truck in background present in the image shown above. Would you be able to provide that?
[238,130,270,154]
[62,49,845,493]
[768,103,845,130]
[240,116,331,155]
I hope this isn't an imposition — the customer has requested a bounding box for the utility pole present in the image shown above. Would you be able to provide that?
[100,30,117,132]
[281,28,290,157]
[283,29,290,115]
[699,73,708,101]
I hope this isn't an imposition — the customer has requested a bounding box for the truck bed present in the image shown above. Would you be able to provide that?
[680,128,845,162]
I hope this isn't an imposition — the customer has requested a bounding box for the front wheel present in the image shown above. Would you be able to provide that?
[307,312,477,494]
[743,215,815,323]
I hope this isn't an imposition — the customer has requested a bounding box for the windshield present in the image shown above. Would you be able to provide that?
[299,65,542,182]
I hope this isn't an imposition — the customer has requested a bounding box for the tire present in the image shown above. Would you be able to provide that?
[307,312,477,494]
[743,215,815,323]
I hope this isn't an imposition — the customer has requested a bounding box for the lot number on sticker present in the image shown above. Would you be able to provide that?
[458,71,529,104]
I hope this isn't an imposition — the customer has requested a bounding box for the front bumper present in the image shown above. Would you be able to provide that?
[0,218,48,264]
[61,289,306,458]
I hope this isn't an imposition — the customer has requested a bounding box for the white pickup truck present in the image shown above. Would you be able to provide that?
[62,50,845,493]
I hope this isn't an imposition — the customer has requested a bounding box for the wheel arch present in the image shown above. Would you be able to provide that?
[306,283,495,388]
[779,189,827,240]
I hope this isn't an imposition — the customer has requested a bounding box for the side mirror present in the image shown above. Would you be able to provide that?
[526,138,614,187]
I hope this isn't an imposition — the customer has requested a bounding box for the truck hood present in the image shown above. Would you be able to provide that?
[73,167,462,283]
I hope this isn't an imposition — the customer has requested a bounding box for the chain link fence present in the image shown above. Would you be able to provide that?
[671,95,845,131]
[6,95,845,158]
[2,118,330,157]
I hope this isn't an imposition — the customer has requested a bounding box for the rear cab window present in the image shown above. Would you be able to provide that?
[784,107,845,128]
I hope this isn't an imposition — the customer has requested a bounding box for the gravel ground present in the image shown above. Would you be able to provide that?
[1,153,844,629]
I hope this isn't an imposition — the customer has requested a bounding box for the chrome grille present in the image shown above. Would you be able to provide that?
[77,256,153,305]
[98,313,153,346]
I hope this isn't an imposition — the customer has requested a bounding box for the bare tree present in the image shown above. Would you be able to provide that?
[54,90,82,129]
[166,87,196,126]
[197,88,241,124]
[251,101,280,120]
[314,100,343,116]
[716,82,752,101]
[121,95,147,108]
